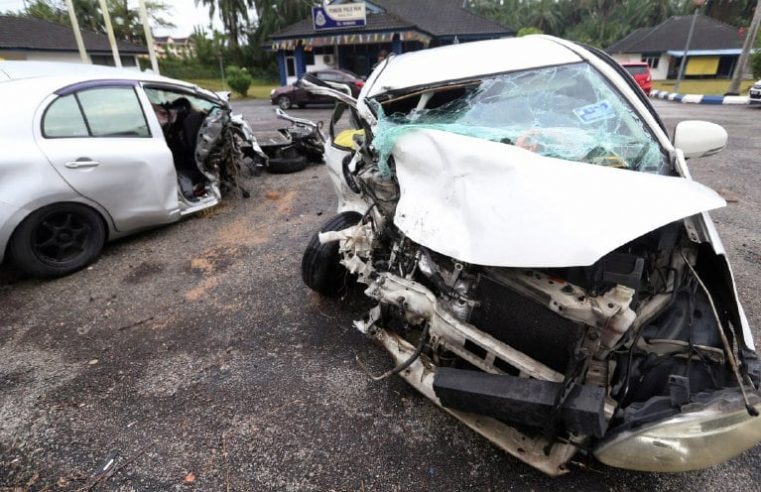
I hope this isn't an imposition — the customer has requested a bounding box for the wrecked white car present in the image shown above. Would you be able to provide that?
[0,62,265,277]
[300,36,761,475]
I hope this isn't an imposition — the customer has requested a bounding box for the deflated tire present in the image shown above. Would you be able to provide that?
[301,212,362,296]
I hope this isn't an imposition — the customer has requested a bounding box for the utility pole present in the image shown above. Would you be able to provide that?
[64,0,89,63]
[137,0,160,73]
[97,0,122,67]
[727,0,761,95]
[675,0,705,94]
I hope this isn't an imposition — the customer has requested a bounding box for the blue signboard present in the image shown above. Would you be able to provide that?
[312,3,367,31]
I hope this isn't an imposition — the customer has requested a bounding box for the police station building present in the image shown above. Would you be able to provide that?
[269,0,514,85]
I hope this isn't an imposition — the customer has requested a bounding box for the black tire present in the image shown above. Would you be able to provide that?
[9,203,106,278]
[267,147,308,174]
[277,95,293,110]
[302,211,363,296]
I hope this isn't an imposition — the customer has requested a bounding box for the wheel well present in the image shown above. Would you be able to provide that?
[9,201,111,248]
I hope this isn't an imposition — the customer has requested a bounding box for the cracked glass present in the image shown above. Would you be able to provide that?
[372,62,666,177]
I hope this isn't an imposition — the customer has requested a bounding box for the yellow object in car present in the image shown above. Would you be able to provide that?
[334,129,365,149]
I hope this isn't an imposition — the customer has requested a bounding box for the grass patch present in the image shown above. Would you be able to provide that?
[187,78,278,100]
[652,79,755,95]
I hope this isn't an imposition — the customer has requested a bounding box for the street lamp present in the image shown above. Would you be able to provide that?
[674,0,706,94]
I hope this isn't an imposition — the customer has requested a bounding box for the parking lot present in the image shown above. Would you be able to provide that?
[1,99,760,491]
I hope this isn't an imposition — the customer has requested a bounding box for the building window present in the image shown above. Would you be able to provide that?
[642,56,659,69]
[285,56,296,77]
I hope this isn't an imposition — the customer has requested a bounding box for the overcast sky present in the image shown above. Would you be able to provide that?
[0,0,225,37]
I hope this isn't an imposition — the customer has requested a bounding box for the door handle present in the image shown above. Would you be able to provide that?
[65,159,100,169]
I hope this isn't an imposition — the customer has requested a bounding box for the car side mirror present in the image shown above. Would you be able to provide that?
[673,120,728,159]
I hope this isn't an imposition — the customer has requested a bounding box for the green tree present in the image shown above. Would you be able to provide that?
[196,0,255,62]
[225,64,253,96]
[244,0,314,78]
[517,27,543,36]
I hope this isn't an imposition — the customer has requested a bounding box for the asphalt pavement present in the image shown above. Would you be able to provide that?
[1,99,760,491]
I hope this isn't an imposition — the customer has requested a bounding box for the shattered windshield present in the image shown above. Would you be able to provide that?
[372,62,666,176]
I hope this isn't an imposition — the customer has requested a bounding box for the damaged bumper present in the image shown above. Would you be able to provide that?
[370,326,579,476]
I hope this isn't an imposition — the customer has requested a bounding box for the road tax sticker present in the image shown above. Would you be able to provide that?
[573,100,615,124]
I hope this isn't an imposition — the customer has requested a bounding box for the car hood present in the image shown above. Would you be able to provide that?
[391,129,725,267]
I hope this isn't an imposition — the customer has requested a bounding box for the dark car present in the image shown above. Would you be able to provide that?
[270,69,364,109]
[749,79,761,105]
[620,62,653,95]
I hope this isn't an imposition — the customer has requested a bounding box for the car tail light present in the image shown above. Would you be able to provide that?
[354,80,365,88]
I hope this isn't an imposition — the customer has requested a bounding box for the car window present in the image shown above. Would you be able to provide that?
[43,94,89,138]
[317,72,346,82]
[143,87,218,112]
[624,65,649,76]
[374,62,666,173]
[77,87,150,137]
[329,103,362,150]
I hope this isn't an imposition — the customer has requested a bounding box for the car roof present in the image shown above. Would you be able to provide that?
[0,61,196,89]
[0,62,217,128]
[361,35,582,98]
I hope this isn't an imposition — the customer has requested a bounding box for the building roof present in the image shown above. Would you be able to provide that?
[0,16,148,54]
[271,0,513,40]
[606,14,743,54]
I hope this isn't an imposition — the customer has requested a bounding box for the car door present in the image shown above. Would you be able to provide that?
[34,81,179,232]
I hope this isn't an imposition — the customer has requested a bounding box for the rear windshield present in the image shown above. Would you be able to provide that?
[624,65,649,76]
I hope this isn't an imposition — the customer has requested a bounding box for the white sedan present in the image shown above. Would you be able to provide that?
[0,62,264,277]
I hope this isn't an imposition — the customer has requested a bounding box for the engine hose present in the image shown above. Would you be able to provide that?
[680,250,759,417]
[357,323,431,381]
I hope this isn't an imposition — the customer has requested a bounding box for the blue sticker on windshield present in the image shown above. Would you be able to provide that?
[573,101,615,124]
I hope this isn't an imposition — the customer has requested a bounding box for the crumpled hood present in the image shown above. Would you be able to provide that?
[391,129,725,267]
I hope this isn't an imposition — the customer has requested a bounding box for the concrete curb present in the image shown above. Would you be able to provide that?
[650,90,749,105]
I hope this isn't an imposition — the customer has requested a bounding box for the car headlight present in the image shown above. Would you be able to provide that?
[270,89,276,96]
[595,399,761,472]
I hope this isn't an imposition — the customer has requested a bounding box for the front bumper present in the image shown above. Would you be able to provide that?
[595,391,761,472]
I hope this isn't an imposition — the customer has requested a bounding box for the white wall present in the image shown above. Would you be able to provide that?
[651,55,670,80]
[612,52,670,80]
[612,53,641,64]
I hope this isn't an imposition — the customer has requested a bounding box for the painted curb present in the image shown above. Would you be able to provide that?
[650,90,749,105]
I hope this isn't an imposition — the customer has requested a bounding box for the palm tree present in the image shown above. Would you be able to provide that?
[197,0,255,61]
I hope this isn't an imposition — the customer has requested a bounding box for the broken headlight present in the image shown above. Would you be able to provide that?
[594,395,761,472]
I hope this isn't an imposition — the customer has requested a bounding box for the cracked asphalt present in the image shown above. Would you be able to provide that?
[1,99,760,491]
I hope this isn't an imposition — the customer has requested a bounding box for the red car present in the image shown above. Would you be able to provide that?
[621,62,653,95]
[270,69,364,110]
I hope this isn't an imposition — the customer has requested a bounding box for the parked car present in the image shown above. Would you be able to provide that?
[0,61,266,277]
[750,79,761,105]
[270,69,364,110]
[298,36,761,475]
[621,61,653,94]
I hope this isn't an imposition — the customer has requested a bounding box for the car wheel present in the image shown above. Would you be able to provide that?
[9,203,106,278]
[302,212,363,296]
[267,147,308,174]
[277,95,293,110]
